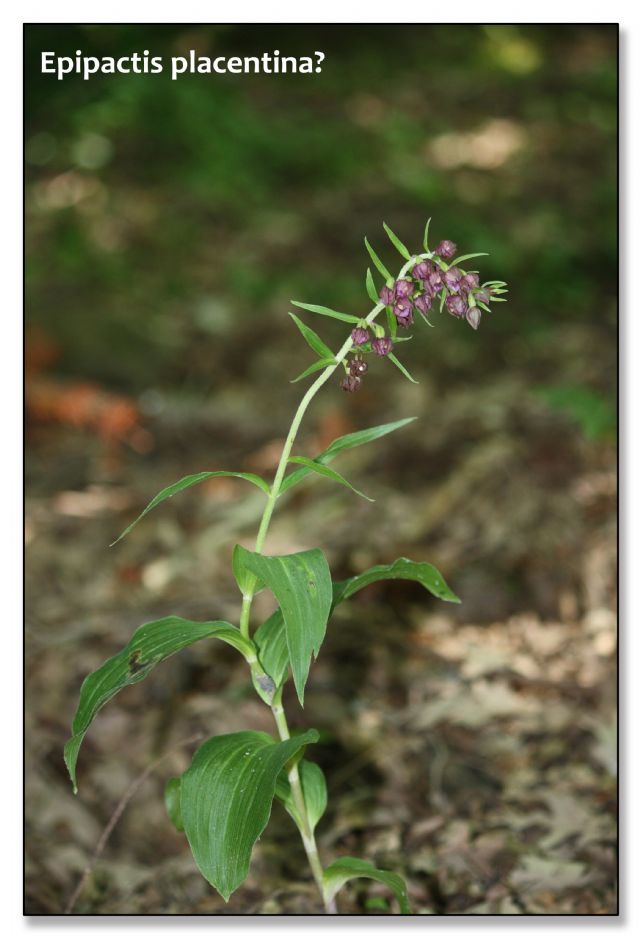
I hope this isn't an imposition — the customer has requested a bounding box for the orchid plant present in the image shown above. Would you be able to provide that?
[65,222,507,914]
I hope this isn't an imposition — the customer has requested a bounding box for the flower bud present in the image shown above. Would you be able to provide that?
[393,278,414,299]
[379,286,395,306]
[393,298,414,328]
[461,272,480,290]
[351,327,369,346]
[349,355,368,376]
[372,336,393,356]
[474,288,492,304]
[466,307,482,330]
[446,294,467,318]
[434,239,457,259]
[340,374,362,392]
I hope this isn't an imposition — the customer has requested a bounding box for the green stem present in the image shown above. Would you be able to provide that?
[239,250,426,910]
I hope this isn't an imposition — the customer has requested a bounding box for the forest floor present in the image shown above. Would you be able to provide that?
[25,366,617,916]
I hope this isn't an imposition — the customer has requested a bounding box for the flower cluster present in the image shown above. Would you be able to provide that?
[340,236,506,392]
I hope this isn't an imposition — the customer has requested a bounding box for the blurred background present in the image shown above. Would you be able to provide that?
[25,24,617,915]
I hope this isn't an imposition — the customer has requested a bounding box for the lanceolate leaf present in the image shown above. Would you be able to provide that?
[181,730,319,900]
[111,472,269,545]
[333,556,460,605]
[288,456,374,502]
[290,301,359,324]
[275,759,327,834]
[364,237,392,282]
[235,547,332,705]
[382,222,412,260]
[288,313,335,360]
[453,251,489,266]
[388,352,418,384]
[290,358,336,383]
[279,417,416,495]
[64,617,256,792]
[165,777,184,832]
[322,857,410,914]
[365,267,379,305]
[423,217,432,253]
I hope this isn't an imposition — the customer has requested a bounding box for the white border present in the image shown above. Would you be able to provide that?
[7,5,634,934]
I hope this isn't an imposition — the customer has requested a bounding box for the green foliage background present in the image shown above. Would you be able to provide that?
[26,24,616,438]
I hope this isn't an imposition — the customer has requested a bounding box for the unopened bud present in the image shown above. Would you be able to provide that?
[434,239,457,259]
[466,307,482,330]
[446,294,467,318]
[351,327,369,346]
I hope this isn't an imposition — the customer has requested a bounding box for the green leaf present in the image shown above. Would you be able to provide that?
[365,268,379,305]
[64,617,256,792]
[453,252,489,266]
[288,456,374,502]
[288,313,335,360]
[388,353,418,384]
[165,777,184,832]
[489,296,507,302]
[291,301,359,324]
[322,857,410,914]
[364,237,392,282]
[382,222,412,261]
[333,556,460,605]
[181,729,318,900]
[290,358,336,383]
[254,609,289,688]
[279,417,416,496]
[478,302,492,313]
[255,557,459,689]
[423,217,432,253]
[111,472,269,545]
[275,759,327,833]
[234,548,332,705]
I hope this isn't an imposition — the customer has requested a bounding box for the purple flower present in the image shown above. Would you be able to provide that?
[393,278,414,299]
[474,288,492,304]
[446,294,467,318]
[349,356,368,376]
[393,298,414,328]
[371,336,393,356]
[340,374,362,392]
[443,267,463,293]
[434,239,457,259]
[461,272,480,291]
[414,293,432,317]
[427,270,443,292]
[379,286,395,306]
[466,307,482,330]
[412,260,434,281]
[351,327,369,346]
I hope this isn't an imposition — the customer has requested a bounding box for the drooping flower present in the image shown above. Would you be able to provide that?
[351,327,369,346]
[379,286,395,306]
[371,336,393,356]
[414,293,432,317]
[443,267,463,293]
[393,278,414,299]
[393,298,414,328]
[412,260,434,281]
[434,239,457,259]
[461,272,480,291]
[446,294,467,318]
